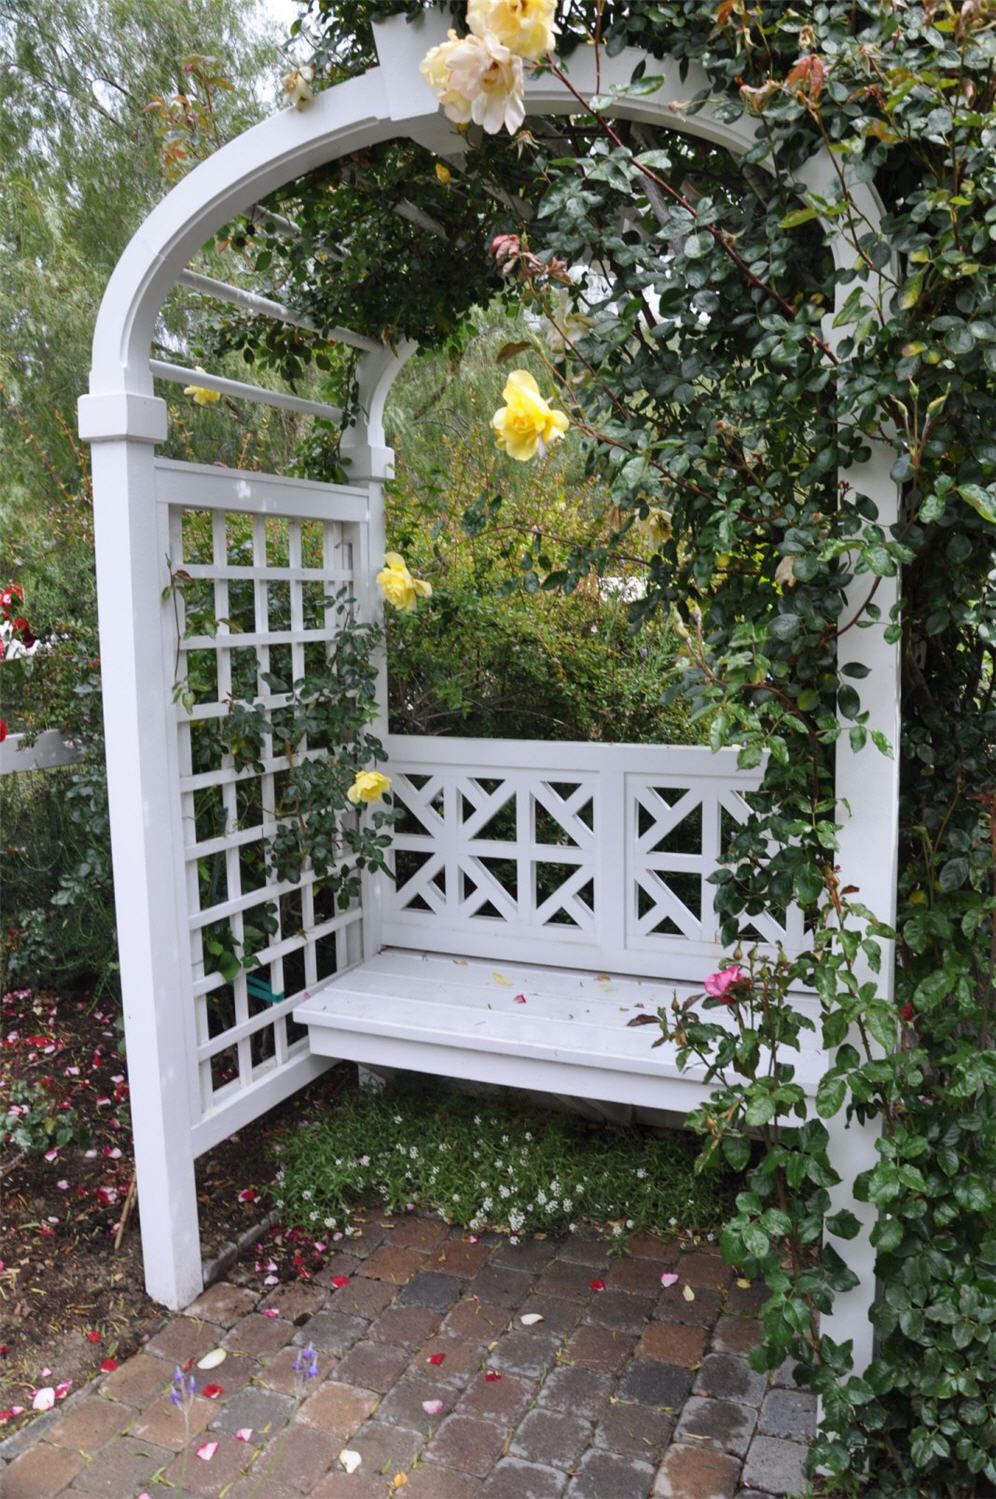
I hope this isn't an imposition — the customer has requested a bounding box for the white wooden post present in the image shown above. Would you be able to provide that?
[77,393,205,1309]
[821,434,901,1372]
[341,345,412,964]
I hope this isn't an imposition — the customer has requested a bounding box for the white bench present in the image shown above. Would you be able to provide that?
[299,947,826,1115]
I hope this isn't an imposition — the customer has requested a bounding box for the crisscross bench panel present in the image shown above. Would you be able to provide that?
[383,737,806,982]
[156,459,372,1145]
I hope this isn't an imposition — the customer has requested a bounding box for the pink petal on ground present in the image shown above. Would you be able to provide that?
[86,1331,101,1343]
[331,1276,350,1288]
[55,1381,72,1400]
[421,1400,444,1415]
[660,1272,680,1287]
[100,1359,118,1373]
[263,1275,279,1285]
[513,994,527,1004]
[261,1308,280,1319]
[236,1428,253,1442]
[196,1441,219,1461]
[43,1148,59,1161]
[56,1180,69,1190]
[32,1388,55,1412]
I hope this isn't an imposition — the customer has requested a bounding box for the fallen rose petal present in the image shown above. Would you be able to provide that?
[391,1476,408,1490]
[261,1308,280,1318]
[264,1274,279,1285]
[736,1277,752,1289]
[331,1275,350,1288]
[196,1441,219,1461]
[202,1384,224,1399]
[55,1381,72,1400]
[426,1353,446,1365]
[100,1359,118,1373]
[513,994,527,1004]
[43,1148,59,1161]
[682,1284,696,1302]
[197,1348,227,1370]
[236,1427,253,1442]
[520,1313,544,1326]
[660,1272,680,1287]
[340,1448,362,1474]
[238,1188,258,1203]
[32,1388,55,1412]
[56,1180,69,1191]
[589,1280,605,1291]
[484,1371,502,1382]
[40,1368,52,1378]
[421,1399,444,1415]
[86,1331,101,1343]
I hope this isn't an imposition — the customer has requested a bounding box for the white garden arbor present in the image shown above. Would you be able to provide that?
[79,12,900,1371]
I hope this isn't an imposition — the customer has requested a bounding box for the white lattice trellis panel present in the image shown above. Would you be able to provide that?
[156,459,374,1150]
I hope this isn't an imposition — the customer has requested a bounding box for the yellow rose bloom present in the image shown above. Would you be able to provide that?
[183,368,221,405]
[347,770,391,806]
[376,552,433,612]
[467,0,559,61]
[492,369,569,461]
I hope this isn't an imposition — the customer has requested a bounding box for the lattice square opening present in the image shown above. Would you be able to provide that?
[189,719,223,775]
[225,515,254,566]
[267,580,292,631]
[198,851,229,911]
[226,578,256,633]
[315,931,339,982]
[185,648,219,706]
[210,1044,240,1094]
[281,945,307,1002]
[180,509,213,564]
[194,785,226,843]
[235,777,264,831]
[204,984,236,1040]
[265,517,290,567]
[300,520,324,568]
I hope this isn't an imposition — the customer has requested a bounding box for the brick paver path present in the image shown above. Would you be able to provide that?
[0,1216,813,1498]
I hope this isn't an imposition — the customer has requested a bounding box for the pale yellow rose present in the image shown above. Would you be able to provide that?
[347,770,391,805]
[281,64,314,110]
[419,31,474,125]
[183,368,221,405]
[376,552,433,612]
[421,30,524,134]
[492,369,569,461]
[467,0,559,60]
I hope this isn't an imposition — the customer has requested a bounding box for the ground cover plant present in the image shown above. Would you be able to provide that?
[271,1077,738,1242]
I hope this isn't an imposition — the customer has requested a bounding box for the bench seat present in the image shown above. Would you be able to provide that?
[298,949,826,1114]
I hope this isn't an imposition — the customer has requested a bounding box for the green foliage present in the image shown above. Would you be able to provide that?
[2,1076,90,1160]
[271,1076,738,1239]
[383,317,694,741]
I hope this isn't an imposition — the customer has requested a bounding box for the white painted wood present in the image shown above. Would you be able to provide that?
[383,735,806,981]
[299,950,826,1113]
[149,359,343,421]
[0,729,81,775]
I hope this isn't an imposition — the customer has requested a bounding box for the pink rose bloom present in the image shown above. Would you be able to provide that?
[704,964,747,1001]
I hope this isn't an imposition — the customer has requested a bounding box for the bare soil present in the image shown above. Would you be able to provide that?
[0,984,348,1436]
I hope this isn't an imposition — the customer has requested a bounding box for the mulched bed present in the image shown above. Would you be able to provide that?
[0,985,350,1435]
